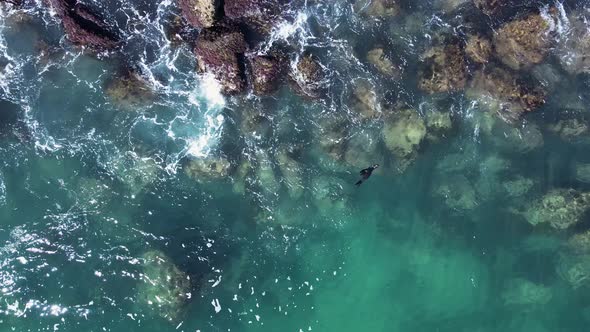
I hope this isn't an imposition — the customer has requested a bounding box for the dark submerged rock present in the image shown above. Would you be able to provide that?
[194,25,248,94]
[290,53,325,99]
[45,0,120,51]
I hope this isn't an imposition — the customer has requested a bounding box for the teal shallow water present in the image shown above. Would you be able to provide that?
[2,0,590,331]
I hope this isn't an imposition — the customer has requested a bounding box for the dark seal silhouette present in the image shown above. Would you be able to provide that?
[355,164,379,186]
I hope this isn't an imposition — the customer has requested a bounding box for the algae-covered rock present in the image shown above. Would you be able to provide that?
[179,0,220,28]
[366,48,399,77]
[465,34,492,64]
[349,79,381,120]
[524,189,590,230]
[433,174,478,213]
[184,156,231,182]
[138,250,191,322]
[194,26,248,94]
[502,278,552,306]
[493,12,556,70]
[382,109,426,160]
[105,71,156,110]
[354,0,400,18]
[418,43,467,94]
[291,53,325,98]
[466,67,546,122]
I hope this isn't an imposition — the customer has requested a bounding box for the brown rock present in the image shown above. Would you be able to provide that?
[249,55,284,95]
[291,53,325,98]
[465,34,492,64]
[493,12,555,70]
[418,43,467,94]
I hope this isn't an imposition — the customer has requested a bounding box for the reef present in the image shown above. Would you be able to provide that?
[349,79,381,121]
[44,0,120,51]
[137,250,191,322]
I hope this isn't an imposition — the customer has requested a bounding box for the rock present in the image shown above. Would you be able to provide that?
[344,131,383,169]
[178,0,220,28]
[558,12,590,75]
[109,152,160,196]
[366,48,399,77]
[291,53,325,98]
[317,118,349,161]
[312,176,350,217]
[501,278,552,306]
[557,254,590,289]
[0,0,21,6]
[277,150,304,199]
[138,250,191,322]
[548,117,589,142]
[488,122,544,153]
[44,0,119,51]
[194,26,248,94]
[105,71,156,110]
[354,0,400,18]
[382,109,426,160]
[575,163,590,183]
[249,55,284,95]
[502,176,535,198]
[523,189,590,230]
[493,12,556,70]
[434,174,478,213]
[349,79,381,120]
[231,159,253,194]
[466,67,546,122]
[567,230,590,255]
[418,43,467,94]
[434,0,469,12]
[473,0,515,17]
[465,34,492,64]
[184,156,231,182]
[224,0,286,36]
[425,110,453,142]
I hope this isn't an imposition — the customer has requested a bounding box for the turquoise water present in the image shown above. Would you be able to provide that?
[2,0,590,331]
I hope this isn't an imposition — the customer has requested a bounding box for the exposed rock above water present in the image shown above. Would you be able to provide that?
[45,0,120,51]
[179,0,220,28]
[249,54,285,95]
[194,26,248,94]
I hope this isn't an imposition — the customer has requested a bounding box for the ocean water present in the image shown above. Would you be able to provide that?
[2,0,590,331]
